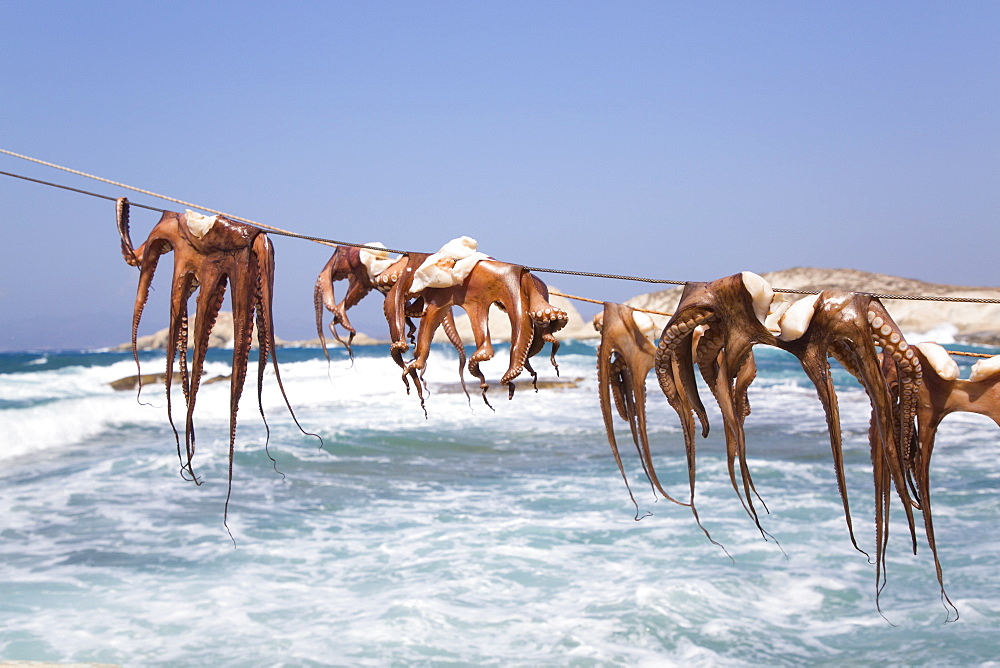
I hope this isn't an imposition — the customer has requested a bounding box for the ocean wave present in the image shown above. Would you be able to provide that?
[0,346,603,463]
[2,345,1000,664]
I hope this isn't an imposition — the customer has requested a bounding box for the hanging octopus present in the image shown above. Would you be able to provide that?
[880,341,1000,620]
[772,289,922,619]
[594,302,688,517]
[313,243,403,357]
[116,198,316,523]
[653,272,925,615]
[313,244,470,394]
[383,238,568,409]
[653,272,775,538]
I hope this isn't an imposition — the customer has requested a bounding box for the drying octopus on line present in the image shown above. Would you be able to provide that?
[116,198,316,523]
[382,237,569,410]
[769,287,923,619]
[650,273,768,543]
[651,272,924,613]
[314,242,404,356]
[880,341,1000,621]
[313,242,471,392]
[594,302,689,518]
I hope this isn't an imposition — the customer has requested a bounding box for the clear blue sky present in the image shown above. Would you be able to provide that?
[1,2,997,351]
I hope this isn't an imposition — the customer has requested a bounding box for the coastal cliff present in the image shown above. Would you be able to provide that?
[114,311,307,351]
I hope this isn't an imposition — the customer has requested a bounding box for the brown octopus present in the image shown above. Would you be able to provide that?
[313,244,470,393]
[653,273,924,612]
[116,198,315,523]
[313,244,399,356]
[594,302,689,517]
[652,273,774,540]
[772,290,923,619]
[880,341,1000,620]
[383,252,568,409]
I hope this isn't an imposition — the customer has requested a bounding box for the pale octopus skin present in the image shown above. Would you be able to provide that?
[383,252,568,408]
[116,198,314,523]
[652,272,923,613]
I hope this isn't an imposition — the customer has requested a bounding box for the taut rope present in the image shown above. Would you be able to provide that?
[4,146,1000,337]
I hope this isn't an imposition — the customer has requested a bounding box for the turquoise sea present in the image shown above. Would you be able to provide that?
[1,340,998,665]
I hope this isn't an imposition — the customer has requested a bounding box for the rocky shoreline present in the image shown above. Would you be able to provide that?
[115,268,1000,350]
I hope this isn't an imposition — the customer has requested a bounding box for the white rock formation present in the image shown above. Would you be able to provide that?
[626,267,1000,345]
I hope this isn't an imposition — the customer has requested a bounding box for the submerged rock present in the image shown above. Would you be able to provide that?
[431,376,583,394]
[110,372,231,392]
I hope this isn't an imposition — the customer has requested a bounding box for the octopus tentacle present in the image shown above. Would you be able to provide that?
[252,235,322,447]
[703,347,771,539]
[732,351,772,520]
[855,331,919,549]
[465,303,496,409]
[867,301,922,495]
[880,346,961,621]
[523,358,540,392]
[116,197,139,267]
[186,269,229,473]
[910,418,959,621]
[869,409,895,624]
[174,282,198,407]
[164,269,204,479]
[547,338,561,376]
[404,301,454,414]
[440,310,471,404]
[629,360,686,506]
[845,332,921,616]
[222,262,256,528]
[654,309,730,551]
[313,267,339,364]
[597,345,643,516]
[596,303,689,512]
[655,309,714,492]
[801,342,868,557]
[492,270,538,395]
[164,282,193,479]
[608,355,631,422]
[384,254,430,370]
[129,239,172,386]
[117,205,316,533]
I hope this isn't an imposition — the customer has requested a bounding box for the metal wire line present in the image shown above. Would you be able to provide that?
[4,147,1000,306]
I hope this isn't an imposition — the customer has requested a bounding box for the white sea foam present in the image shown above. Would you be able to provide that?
[905,322,959,344]
[2,346,1000,664]
[0,357,238,461]
[0,348,602,462]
